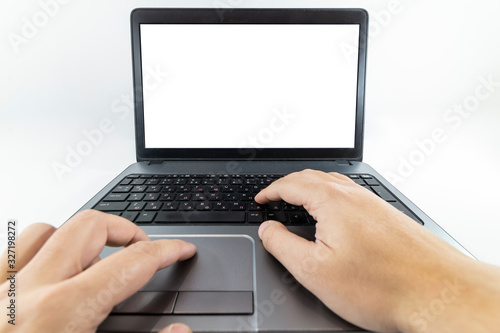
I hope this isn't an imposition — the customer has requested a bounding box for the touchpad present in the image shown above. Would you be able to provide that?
[112,235,254,315]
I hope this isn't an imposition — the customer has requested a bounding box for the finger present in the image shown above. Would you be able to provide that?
[255,176,335,210]
[0,223,56,281]
[21,210,150,285]
[256,169,351,205]
[327,172,355,183]
[285,169,347,184]
[259,220,325,284]
[64,239,196,316]
[158,323,193,333]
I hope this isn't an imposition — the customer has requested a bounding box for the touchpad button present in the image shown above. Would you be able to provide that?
[174,291,253,314]
[112,291,176,314]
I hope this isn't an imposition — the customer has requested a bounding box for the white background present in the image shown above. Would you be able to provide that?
[1,0,499,266]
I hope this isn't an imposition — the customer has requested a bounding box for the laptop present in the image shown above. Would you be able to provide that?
[75,8,472,332]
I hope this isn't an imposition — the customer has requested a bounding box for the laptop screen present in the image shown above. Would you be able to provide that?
[131,9,368,160]
[140,24,359,149]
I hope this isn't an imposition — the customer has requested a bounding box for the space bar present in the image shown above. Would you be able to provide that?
[155,211,245,223]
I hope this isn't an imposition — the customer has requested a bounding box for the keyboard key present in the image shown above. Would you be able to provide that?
[370,186,396,202]
[162,202,179,211]
[224,193,238,201]
[128,202,145,211]
[192,185,205,193]
[222,185,235,193]
[283,203,300,211]
[180,202,195,211]
[217,177,229,185]
[247,212,264,223]
[178,185,191,193]
[238,186,251,193]
[136,212,156,223]
[96,202,129,211]
[351,178,365,185]
[146,185,161,193]
[287,212,307,225]
[131,185,147,192]
[174,178,187,185]
[129,193,145,201]
[121,212,139,222]
[207,193,222,201]
[103,193,128,201]
[364,178,380,186]
[192,193,207,201]
[145,202,162,211]
[114,186,132,193]
[231,202,246,211]
[248,202,263,211]
[131,179,146,185]
[178,193,191,201]
[268,202,281,211]
[146,178,160,185]
[196,202,212,211]
[202,177,216,185]
[213,202,230,211]
[162,185,177,193]
[160,193,175,201]
[144,193,160,201]
[155,211,245,223]
[119,178,132,185]
[240,193,254,201]
[266,211,286,223]
[160,178,174,185]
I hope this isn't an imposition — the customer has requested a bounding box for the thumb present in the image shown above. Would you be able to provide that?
[258,220,316,281]
[159,323,192,333]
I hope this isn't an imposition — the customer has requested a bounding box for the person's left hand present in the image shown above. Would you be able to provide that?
[0,210,195,333]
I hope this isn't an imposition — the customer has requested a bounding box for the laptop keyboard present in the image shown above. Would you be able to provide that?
[93,174,423,225]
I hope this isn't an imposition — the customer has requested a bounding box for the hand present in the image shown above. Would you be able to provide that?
[0,210,195,333]
[255,169,497,333]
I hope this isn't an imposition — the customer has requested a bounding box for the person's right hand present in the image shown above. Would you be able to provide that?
[255,169,498,333]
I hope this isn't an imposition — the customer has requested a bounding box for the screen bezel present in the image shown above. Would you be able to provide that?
[131,8,368,161]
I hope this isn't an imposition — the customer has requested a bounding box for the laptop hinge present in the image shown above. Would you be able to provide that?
[148,160,164,166]
[336,160,351,166]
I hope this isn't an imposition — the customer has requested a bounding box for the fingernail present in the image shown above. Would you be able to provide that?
[258,220,272,239]
[165,323,191,333]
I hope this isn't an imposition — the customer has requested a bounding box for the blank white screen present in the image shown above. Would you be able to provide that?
[141,24,359,149]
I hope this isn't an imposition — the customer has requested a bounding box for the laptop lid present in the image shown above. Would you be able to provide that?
[131,8,368,162]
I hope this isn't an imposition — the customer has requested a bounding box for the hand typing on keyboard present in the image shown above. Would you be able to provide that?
[0,210,194,333]
[256,169,500,333]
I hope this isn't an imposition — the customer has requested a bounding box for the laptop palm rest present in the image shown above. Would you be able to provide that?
[112,235,254,315]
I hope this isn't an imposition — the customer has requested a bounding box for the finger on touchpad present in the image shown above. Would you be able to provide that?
[141,235,254,292]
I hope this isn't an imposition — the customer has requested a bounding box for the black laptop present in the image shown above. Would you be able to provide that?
[75,8,472,332]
